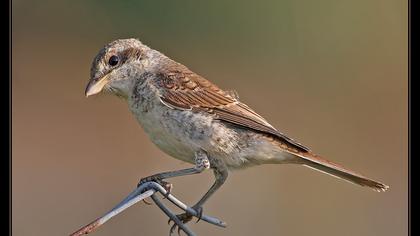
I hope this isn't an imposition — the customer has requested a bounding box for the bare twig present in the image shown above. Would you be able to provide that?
[69,181,226,236]
[151,194,196,236]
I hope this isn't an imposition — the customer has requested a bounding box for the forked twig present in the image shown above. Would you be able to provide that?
[150,194,196,236]
[69,181,226,236]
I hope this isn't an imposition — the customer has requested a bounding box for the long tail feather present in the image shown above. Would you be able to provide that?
[292,152,389,192]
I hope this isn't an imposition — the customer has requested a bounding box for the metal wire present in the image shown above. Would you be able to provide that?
[69,181,226,236]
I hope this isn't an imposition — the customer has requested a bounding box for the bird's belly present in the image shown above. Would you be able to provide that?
[144,124,197,164]
[129,97,293,169]
[135,113,197,164]
[129,99,238,164]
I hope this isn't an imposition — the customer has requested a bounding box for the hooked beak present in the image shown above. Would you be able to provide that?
[85,74,110,97]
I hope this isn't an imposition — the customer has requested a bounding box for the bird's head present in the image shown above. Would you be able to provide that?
[85,38,154,99]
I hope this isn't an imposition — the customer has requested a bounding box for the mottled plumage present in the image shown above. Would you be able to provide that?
[85,38,389,234]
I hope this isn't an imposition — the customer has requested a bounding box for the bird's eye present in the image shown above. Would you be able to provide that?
[108,55,119,66]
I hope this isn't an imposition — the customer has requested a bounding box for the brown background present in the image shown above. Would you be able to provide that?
[12,0,407,235]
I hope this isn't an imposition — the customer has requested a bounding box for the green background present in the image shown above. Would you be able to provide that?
[12,1,408,235]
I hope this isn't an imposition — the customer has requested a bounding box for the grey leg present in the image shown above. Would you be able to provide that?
[193,165,228,209]
[138,150,210,187]
[169,157,229,233]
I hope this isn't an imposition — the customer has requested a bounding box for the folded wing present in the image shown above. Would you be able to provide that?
[156,67,310,152]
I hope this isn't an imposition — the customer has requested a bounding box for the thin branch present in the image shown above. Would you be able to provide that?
[151,194,196,236]
[69,189,155,236]
[143,182,227,228]
[69,181,226,236]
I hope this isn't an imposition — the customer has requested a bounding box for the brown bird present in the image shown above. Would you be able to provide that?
[85,38,389,234]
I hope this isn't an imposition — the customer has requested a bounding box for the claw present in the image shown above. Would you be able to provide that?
[169,222,177,236]
[138,175,163,187]
[161,181,173,199]
[142,199,153,205]
[137,176,173,200]
[167,212,193,236]
[194,207,203,223]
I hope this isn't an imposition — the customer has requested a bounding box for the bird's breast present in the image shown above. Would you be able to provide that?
[128,86,240,164]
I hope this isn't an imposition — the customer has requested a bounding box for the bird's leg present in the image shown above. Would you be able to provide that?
[169,157,228,235]
[138,150,211,196]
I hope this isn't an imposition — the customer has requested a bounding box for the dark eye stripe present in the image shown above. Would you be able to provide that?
[120,47,142,62]
[105,48,142,69]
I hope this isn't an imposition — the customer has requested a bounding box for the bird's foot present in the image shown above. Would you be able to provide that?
[138,175,173,192]
[168,205,203,235]
[137,175,173,204]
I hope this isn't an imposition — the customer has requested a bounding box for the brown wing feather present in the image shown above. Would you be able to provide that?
[157,65,310,152]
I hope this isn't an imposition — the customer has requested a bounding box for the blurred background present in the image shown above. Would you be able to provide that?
[12,0,407,235]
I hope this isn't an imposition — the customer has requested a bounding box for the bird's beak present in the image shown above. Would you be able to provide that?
[85,74,110,97]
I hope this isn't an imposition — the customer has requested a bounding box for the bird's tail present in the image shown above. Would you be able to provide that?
[290,152,389,192]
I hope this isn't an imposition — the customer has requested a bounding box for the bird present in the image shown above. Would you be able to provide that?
[85,38,389,234]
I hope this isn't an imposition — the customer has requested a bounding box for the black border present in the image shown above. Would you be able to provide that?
[9,0,12,234]
[408,0,411,234]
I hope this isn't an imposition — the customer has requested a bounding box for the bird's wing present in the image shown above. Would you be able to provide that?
[156,68,310,152]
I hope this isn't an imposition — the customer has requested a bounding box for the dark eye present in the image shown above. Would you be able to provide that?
[108,55,119,66]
